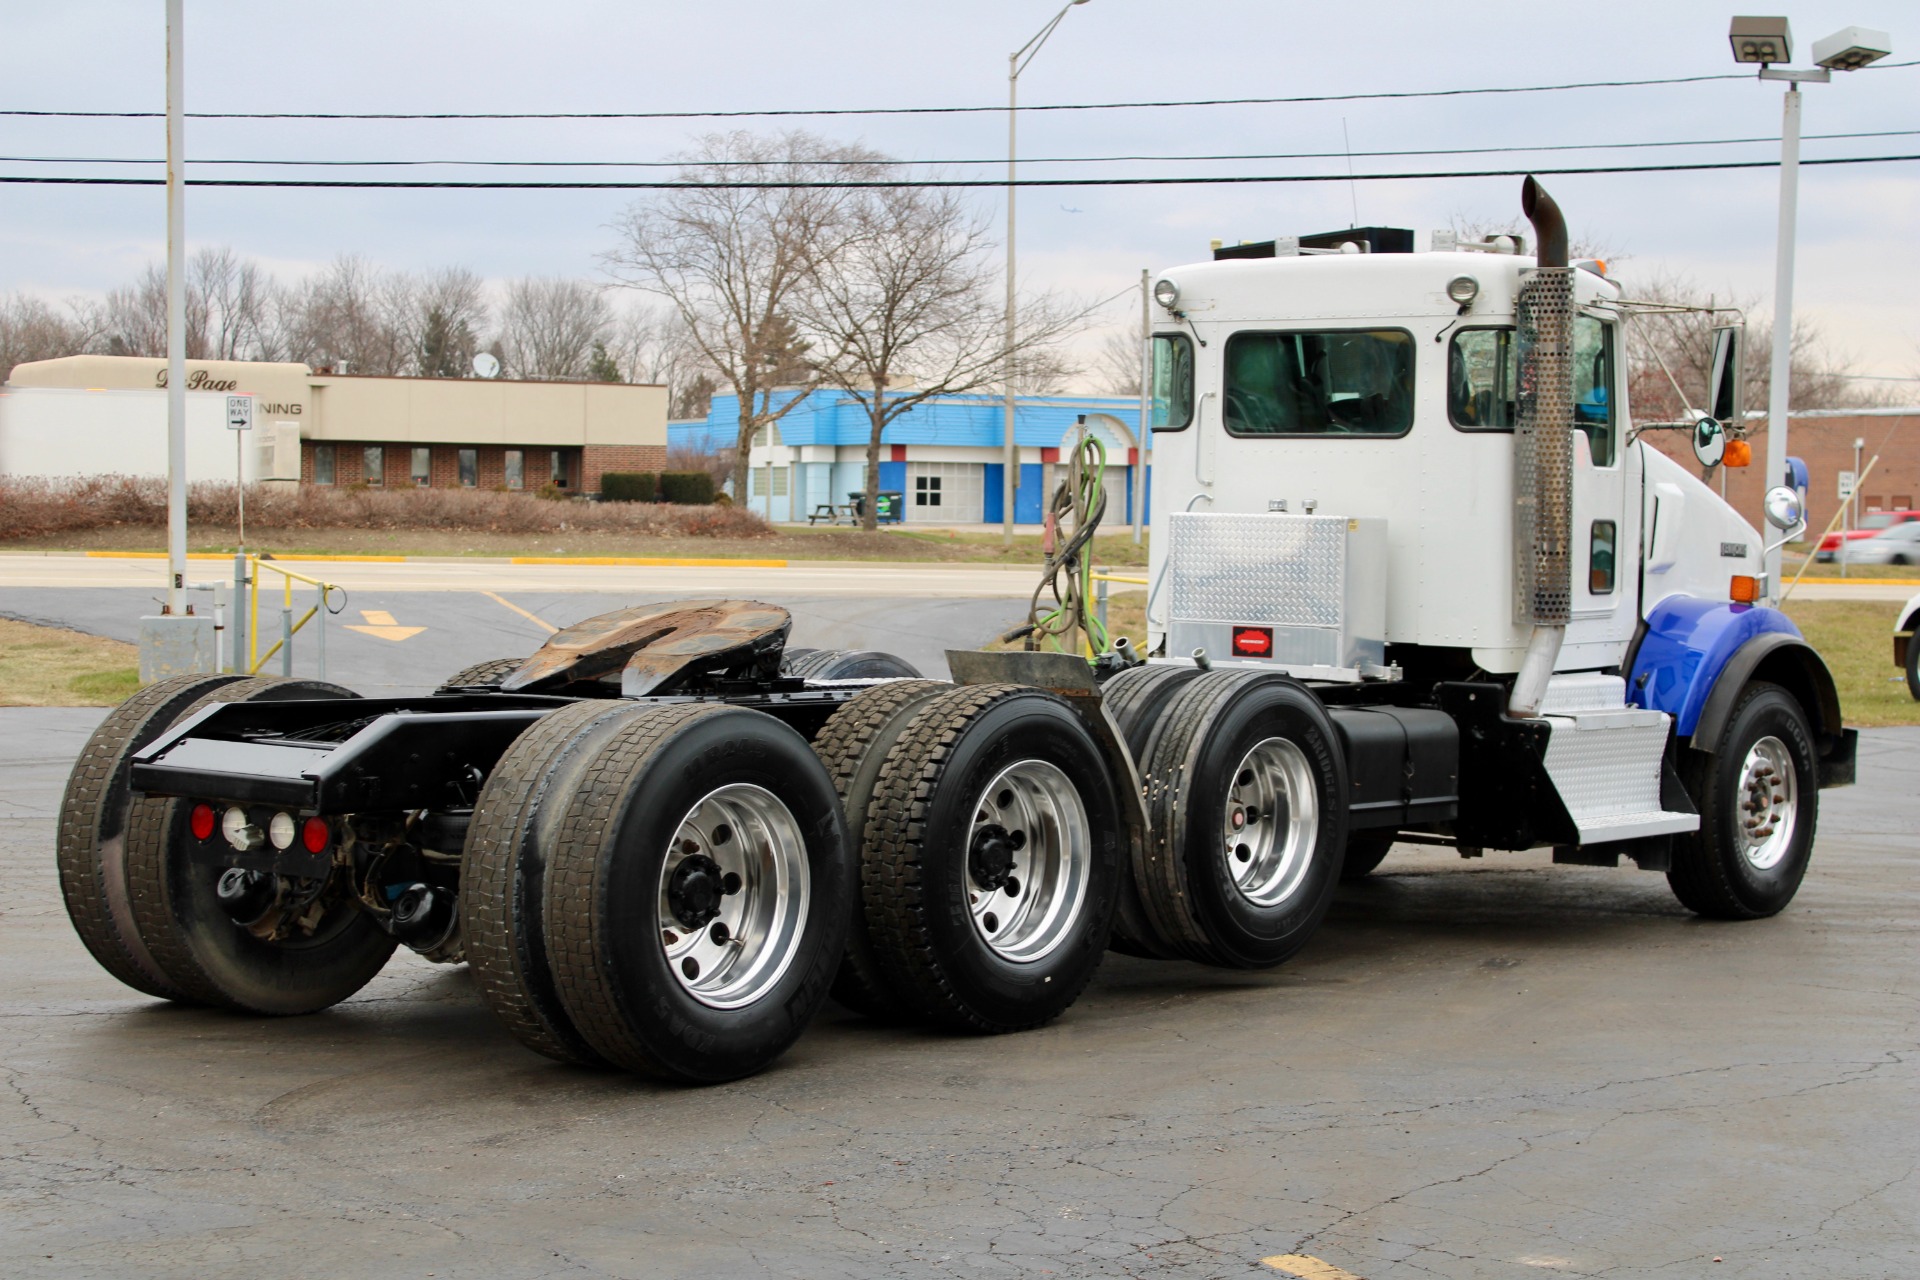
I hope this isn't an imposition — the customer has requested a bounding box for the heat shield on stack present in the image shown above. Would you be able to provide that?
[1512,264,1575,627]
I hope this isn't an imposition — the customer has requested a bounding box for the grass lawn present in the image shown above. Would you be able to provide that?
[2,523,1150,567]
[1034,593,1917,727]
[0,618,140,706]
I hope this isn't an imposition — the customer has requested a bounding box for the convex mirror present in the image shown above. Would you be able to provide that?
[1763,485,1805,533]
[1692,416,1726,467]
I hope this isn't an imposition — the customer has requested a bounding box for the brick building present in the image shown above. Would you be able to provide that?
[1639,409,1919,535]
[3,356,667,496]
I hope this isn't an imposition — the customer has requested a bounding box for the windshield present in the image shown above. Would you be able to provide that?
[1224,329,1413,436]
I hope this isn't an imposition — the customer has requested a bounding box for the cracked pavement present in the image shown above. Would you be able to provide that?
[2,709,1914,1279]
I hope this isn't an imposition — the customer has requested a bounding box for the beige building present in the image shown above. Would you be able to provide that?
[1,355,667,494]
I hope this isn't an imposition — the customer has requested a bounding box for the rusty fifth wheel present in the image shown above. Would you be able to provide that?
[859,684,1123,1032]
[536,703,852,1082]
[1136,670,1348,969]
[120,677,398,1015]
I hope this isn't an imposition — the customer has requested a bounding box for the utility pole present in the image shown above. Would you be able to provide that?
[164,0,187,614]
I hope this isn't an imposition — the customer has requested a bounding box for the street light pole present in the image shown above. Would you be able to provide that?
[1002,0,1091,544]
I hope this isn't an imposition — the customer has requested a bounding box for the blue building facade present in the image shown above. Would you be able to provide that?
[670,390,1147,525]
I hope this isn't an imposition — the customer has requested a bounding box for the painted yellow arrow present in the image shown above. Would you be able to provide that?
[344,608,425,642]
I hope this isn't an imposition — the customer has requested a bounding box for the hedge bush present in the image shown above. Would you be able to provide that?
[599,471,658,503]
[659,471,716,505]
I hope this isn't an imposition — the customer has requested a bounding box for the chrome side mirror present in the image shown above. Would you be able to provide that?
[1692,416,1725,468]
[1763,484,1806,535]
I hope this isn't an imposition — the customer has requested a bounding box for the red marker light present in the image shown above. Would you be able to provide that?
[301,817,331,854]
[189,803,217,841]
[1231,626,1274,657]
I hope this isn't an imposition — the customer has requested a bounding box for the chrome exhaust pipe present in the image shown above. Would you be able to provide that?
[1508,176,1576,719]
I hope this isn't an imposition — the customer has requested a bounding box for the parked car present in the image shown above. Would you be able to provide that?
[1837,521,1920,566]
[1897,591,1920,701]
[1815,509,1920,561]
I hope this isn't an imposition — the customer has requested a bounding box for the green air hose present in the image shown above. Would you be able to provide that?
[1007,434,1109,655]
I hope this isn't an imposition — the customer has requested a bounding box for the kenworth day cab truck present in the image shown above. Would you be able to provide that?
[59,180,1855,1083]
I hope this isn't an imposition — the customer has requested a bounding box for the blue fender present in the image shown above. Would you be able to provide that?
[1626,595,1802,737]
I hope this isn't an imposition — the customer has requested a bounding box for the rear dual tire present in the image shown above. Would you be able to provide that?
[464,702,853,1082]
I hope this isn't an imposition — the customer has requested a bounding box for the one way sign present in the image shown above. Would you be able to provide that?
[226,395,252,431]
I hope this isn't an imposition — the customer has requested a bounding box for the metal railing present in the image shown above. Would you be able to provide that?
[1090,569,1148,656]
[230,553,346,678]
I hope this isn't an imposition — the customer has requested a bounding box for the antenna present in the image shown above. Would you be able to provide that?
[1342,118,1359,228]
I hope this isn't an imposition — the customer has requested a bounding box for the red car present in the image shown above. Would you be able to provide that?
[1816,509,1920,561]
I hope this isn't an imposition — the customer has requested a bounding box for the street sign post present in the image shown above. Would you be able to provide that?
[228,395,253,548]
[1837,469,1856,499]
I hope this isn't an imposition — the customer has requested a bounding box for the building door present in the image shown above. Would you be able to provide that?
[906,462,984,523]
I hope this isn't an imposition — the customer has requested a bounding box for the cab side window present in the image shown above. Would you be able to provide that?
[1573,314,1616,467]
[1448,328,1515,429]
[1150,334,1195,431]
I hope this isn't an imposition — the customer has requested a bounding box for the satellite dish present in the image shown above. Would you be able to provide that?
[1692,415,1726,468]
[471,352,501,379]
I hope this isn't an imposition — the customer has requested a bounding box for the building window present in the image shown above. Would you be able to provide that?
[458,448,478,487]
[313,444,336,485]
[550,450,569,488]
[411,447,431,487]
[915,475,942,507]
[362,445,384,485]
[504,449,524,490]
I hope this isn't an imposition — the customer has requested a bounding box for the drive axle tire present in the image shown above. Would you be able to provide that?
[808,679,951,1019]
[542,704,852,1082]
[1669,681,1818,920]
[436,657,525,693]
[861,684,1124,1033]
[1138,671,1348,969]
[1906,631,1919,702]
[1340,832,1396,881]
[1098,664,1204,959]
[58,673,247,1001]
[782,649,923,681]
[122,677,399,1015]
[462,700,653,1066]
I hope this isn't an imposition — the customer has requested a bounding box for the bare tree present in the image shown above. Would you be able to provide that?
[278,255,414,374]
[602,129,883,502]
[411,266,488,377]
[100,266,168,358]
[798,183,1088,530]
[1619,271,1896,430]
[605,303,720,416]
[1092,327,1144,396]
[498,276,611,379]
[0,293,103,379]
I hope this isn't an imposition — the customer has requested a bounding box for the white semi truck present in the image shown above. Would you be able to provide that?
[59,179,1855,1083]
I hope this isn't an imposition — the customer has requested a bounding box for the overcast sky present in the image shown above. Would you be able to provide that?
[5,1,1915,385]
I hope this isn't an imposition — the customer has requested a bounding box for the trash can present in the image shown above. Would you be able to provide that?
[876,491,905,524]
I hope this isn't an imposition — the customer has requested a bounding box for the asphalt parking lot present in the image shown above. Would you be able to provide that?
[3,707,1914,1279]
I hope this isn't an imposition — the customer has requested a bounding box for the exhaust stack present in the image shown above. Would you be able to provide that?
[1508,176,1576,718]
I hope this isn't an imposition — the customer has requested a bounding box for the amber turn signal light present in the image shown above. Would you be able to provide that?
[1729,575,1761,604]
[1723,439,1752,468]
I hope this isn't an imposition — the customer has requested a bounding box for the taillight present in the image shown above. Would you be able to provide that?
[1232,625,1274,657]
[301,817,331,854]
[189,803,216,841]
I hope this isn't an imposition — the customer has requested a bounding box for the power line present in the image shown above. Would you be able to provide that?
[5,129,1916,171]
[4,154,1915,190]
[7,61,1915,123]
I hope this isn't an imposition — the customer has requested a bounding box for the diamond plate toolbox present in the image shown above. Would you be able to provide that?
[1165,512,1387,670]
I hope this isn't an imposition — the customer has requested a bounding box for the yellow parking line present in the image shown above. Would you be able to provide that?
[1263,1255,1367,1280]
[481,590,560,635]
[507,555,787,568]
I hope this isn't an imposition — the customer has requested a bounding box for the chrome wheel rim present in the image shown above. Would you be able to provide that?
[657,783,810,1010]
[1223,737,1318,907]
[965,760,1091,963]
[1736,735,1799,871]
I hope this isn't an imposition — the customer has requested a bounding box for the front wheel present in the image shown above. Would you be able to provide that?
[1670,681,1818,919]
[1906,631,1920,702]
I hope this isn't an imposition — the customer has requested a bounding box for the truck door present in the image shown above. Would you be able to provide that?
[1563,312,1639,663]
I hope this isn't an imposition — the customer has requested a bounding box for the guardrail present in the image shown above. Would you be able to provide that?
[1089,570,1148,656]
[230,553,346,678]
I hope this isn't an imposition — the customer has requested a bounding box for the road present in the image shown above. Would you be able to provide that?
[3,710,1914,1279]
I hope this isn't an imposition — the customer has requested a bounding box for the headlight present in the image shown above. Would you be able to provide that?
[1446,275,1479,306]
[1152,278,1180,310]
[268,811,297,850]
